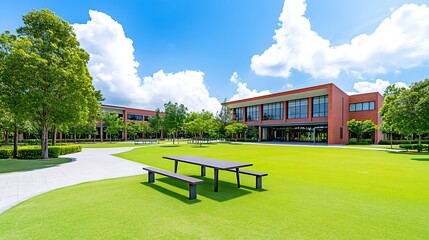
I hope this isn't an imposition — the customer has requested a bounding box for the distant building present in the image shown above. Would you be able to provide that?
[223,83,384,144]
[99,104,157,141]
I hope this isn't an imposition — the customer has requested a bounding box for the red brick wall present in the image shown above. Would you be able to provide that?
[328,85,349,144]
[348,92,384,143]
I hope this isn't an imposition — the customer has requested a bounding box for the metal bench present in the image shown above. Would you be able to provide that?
[227,169,268,189]
[143,167,204,200]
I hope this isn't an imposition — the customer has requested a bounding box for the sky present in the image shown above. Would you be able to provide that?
[1,0,429,113]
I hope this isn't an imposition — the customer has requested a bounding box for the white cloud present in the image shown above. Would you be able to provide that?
[251,1,429,79]
[73,10,221,113]
[348,79,408,95]
[229,72,271,101]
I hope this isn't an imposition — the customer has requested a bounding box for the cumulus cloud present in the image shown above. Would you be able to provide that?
[73,10,221,113]
[347,79,408,95]
[229,72,271,101]
[251,0,429,79]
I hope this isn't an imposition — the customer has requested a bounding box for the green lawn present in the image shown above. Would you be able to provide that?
[0,158,72,174]
[80,142,143,148]
[0,143,428,239]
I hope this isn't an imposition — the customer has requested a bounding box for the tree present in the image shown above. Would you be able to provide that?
[125,121,144,140]
[101,112,123,142]
[347,119,377,142]
[380,80,429,144]
[185,111,218,146]
[0,10,101,159]
[217,100,233,138]
[148,108,163,139]
[163,102,187,144]
[225,122,248,141]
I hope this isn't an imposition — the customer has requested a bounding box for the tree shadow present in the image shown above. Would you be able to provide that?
[160,145,181,148]
[190,145,209,148]
[411,158,429,161]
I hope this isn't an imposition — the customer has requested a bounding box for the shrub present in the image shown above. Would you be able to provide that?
[52,145,82,155]
[399,144,428,152]
[379,139,429,145]
[0,148,13,159]
[348,138,358,144]
[16,147,60,159]
[364,139,373,144]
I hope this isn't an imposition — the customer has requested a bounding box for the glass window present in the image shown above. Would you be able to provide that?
[127,114,143,121]
[312,95,328,117]
[288,99,308,119]
[349,101,376,112]
[262,102,283,120]
[235,108,243,122]
[246,105,259,121]
[362,102,369,110]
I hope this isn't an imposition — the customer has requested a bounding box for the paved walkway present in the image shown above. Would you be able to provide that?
[0,147,147,214]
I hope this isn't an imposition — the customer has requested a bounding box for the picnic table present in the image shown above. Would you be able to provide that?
[163,156,253,192]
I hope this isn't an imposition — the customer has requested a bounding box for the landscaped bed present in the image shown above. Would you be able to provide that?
[0,143,427,239]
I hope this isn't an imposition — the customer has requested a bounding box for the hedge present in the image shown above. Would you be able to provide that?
[0,148,13,159]
[0,145,82,159]
[399,144,429,152]
[347,138,371,145]
[379,139,429,145]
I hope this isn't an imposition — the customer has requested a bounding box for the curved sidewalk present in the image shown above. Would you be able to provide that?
[0,147,147,214]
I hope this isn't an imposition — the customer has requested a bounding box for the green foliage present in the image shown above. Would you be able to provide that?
[163,102,188,142]
[225,122,248,140]
[0,145,81,159]
[379,139,429,145]
[0,148,12,159]
[148,108,163,138]
[101,112,124,142]
[347,119,377,142]
[0,9,101,159]
[125,121,145,140]
[399,144,428,152]
[348,138,358,144]
[17,147,60,159]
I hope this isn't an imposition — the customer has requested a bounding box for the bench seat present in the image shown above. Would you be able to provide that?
[143,167,203,200]
[226,169,267,189]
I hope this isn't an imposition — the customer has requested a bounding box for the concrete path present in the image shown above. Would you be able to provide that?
[0,147,147,214]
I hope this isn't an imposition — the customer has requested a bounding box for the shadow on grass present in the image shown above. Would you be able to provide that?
[141,182,201,204]
[190,146,210,148]
[160,145,181,148]
[411,158,429,161]
[140,176,253,203]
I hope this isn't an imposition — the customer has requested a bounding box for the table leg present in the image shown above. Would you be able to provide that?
[235,168,240,188]
[214,168,219,192]
[201,166,206,176]
[174,160,178,173]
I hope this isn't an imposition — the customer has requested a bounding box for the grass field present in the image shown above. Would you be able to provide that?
[0,143,427,239]
[0,158,72,174]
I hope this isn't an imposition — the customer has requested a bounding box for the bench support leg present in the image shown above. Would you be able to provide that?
[174,161,178,173]
[189,184,197,200]
[214,168,219,192]
[148,172,155,183]
[256,176,262,189]
[235,168,241,188]
[201,166,206,176]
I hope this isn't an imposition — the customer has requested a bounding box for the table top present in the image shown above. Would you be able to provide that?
[163,156,252,170]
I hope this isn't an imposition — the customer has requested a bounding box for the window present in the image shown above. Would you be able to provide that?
[263,102,283,120]
[312,95,328,117]
[349,101,375,112]
[144,116,150,121]
[246,105,259,121]
[235,108,243,122]
[288,99,308,119]
[127,114,143,121]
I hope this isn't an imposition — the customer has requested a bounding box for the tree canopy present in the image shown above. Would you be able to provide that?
[0,9,101,158]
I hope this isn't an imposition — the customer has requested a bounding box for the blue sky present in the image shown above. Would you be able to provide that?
[1,0,428,112]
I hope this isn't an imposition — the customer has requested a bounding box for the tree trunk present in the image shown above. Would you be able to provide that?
[418,134,422,145]
[41,121,49,159]
[52,127,57,146]
[13,125,18,158]
[5,131,9,144]
[390,133,393,149]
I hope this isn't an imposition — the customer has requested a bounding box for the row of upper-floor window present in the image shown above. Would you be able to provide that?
[234,95,329,122]
[127,114,150,121]
[349,101,375,112]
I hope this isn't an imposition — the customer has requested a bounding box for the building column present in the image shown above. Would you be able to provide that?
[308,97,312,120]
[259,104,263,123]
[258,126,262,141]
[123,109,128,141]
[283,101,288,122]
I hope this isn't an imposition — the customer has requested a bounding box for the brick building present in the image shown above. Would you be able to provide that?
[223,83,384,144]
